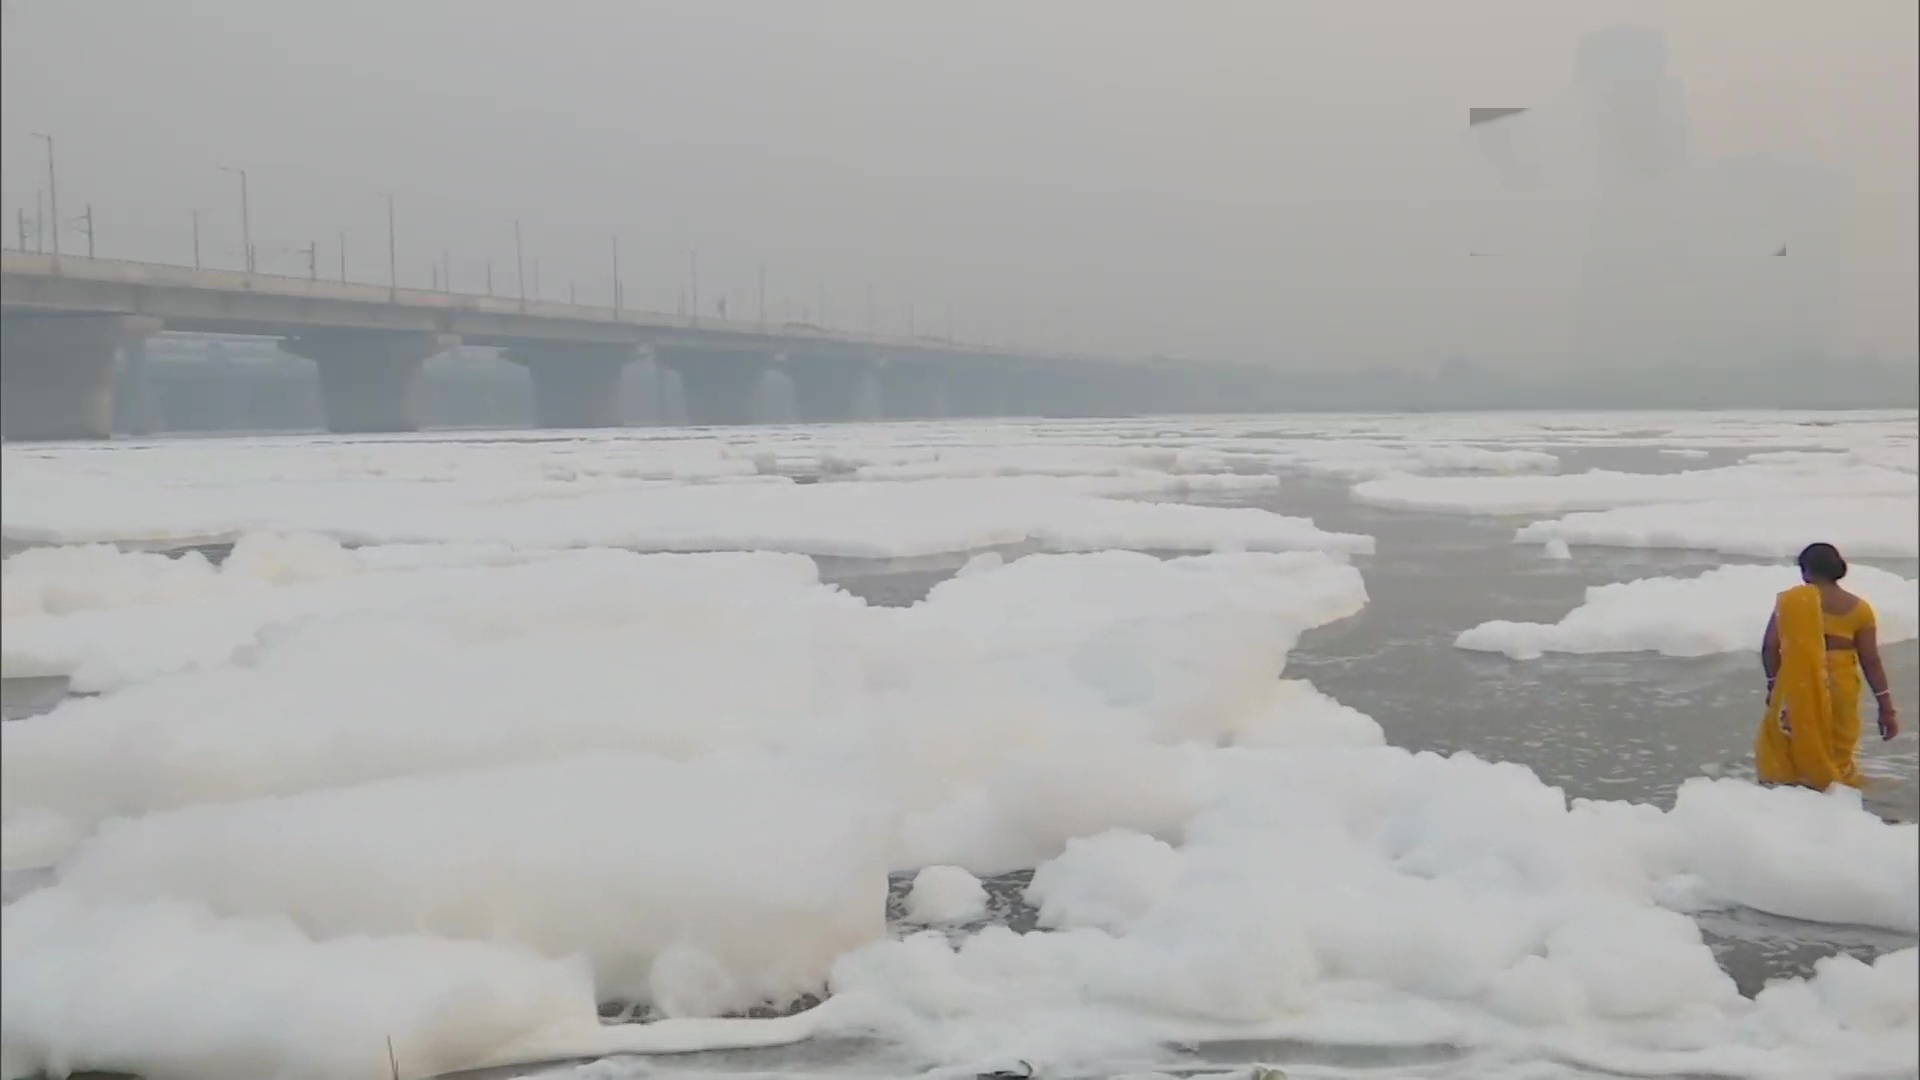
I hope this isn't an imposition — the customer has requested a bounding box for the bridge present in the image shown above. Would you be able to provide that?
[2,251,1260,440]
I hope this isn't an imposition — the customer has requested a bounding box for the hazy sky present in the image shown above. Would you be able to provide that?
[3,0,1913,371]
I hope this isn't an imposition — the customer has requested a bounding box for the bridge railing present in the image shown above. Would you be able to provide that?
[2,250,1113,364]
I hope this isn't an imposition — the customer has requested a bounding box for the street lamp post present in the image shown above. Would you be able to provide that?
[32,133,59,266]
[219,166,252,272]
[611,235,622,316]
[688,249,700,327]
[513,220,526,309]
[383,192,397,298]
[192,210,203,269]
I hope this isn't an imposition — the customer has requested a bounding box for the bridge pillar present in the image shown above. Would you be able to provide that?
[504,343,638,428]
[1139,366,1197,415]
[1084,368,1160,417]
[2,313,162,441]
[117,337,161,436]
[877,362,948,419]
[943,364,1013,417]
[282,330,458,434]
[787,353,881,423]
[656,348,774,426]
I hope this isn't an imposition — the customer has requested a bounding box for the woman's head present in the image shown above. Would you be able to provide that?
[1798,542,1848,583]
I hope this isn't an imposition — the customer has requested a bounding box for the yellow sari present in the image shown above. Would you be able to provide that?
[1754,584,1863,791]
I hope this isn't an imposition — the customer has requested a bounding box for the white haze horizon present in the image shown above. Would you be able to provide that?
[2,0,1914,376]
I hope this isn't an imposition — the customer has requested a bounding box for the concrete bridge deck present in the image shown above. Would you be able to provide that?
[1,252,1255,439]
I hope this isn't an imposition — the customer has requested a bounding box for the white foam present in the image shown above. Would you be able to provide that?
[2,413,1916,1080]
[1668,779,1919,932]
[1517,496,1920,559]
[1245,441,1562,481]
[2,533,550,691]
[826,748,1919,1075]
[51,754,891,1012]
[1751,948,1920,1043]
[1456,562,1919,660]
[0,891,600,1080]
[2,548,1367,871]
[1352,461,1916,516]
[903,866,990,926]
[1024,830,1185,935]
[0,435,1367,560]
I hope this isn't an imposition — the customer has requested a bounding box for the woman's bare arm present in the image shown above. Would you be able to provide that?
[1761,612,1780,682]
[1858,625,1900,739]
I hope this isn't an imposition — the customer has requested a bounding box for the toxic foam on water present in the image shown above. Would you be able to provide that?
[1,414,1916,1080]
[1456,562,1919,660]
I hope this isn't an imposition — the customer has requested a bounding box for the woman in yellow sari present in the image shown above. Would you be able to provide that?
[1757,543,1901,791]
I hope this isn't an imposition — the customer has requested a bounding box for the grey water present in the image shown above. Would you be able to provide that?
[4,441,1915,1080]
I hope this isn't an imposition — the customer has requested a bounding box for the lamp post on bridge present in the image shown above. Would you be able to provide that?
[32,133,59,268]
[688,248,700,327]
[382,192,397,299]
[513,219,527,310]
[611,235,622,316]
[219,166,252,273]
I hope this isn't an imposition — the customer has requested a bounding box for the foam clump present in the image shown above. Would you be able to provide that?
[1517,496,1920,559]
[1239,441,1560,481]
[2,452,1365,560]
[1352,461,1915,516]
[1668,778,1919,932]
[903,866,989,925]
[1,532,546,691]
[50,754,890,1012]
[1754,948,1919,1035]
[829,750,1919,1074]
[1455,562,1917,660]
[1025,830,1184,934]
[1,542,220,618]
[2,549,1366,873]
[0,891,599,1080]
